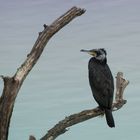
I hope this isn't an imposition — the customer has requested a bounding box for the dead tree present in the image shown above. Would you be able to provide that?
[0,7,85,140]
[0,7,129,140]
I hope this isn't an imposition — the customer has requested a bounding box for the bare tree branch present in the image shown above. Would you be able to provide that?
[0,7,85,140]
[0,6,129,140]
[39,72,129,140]
[29,135,36,140]
[14,6,85,82]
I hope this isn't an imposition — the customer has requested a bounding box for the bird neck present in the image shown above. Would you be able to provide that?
[94,57,107,64]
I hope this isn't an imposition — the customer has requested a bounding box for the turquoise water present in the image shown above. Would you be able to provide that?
[0,0,140,139]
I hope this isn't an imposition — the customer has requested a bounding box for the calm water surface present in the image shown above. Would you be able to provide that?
[0,0,140,140]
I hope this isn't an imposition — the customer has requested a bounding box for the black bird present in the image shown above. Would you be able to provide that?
[81,48,115,127]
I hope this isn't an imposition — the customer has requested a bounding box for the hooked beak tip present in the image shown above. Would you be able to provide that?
[80,49,88,52]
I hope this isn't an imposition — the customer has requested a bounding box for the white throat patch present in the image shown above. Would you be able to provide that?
[96,50,106,61]
[96,54,106,61]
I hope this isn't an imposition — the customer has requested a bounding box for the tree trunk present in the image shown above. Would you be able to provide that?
[0,7,85,140]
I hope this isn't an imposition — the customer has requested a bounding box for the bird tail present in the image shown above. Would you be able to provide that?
[105,109,115,128]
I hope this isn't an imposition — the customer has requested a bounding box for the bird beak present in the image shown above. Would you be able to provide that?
[80,49,97,57]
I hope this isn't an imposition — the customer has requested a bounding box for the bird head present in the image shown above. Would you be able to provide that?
[81,48,107,61]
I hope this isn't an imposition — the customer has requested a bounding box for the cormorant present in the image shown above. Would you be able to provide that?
[81,48,115,127]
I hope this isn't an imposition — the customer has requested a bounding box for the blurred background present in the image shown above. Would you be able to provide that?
[0,0,140,139]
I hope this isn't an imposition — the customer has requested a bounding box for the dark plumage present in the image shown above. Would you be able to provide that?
[81,48,115,127]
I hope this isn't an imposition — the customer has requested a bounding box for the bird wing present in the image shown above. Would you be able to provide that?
[88,63,114,108]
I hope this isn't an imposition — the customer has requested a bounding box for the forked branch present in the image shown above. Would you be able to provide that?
[0,7,85,140]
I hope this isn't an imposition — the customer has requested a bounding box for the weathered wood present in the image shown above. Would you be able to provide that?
[29,135,36,140]
[0,6,129,140]
[0,7,85,140]
[0,76,20,140]
[39,72,129,140]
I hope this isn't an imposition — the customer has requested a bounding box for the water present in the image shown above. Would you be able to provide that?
[0,0,140,139]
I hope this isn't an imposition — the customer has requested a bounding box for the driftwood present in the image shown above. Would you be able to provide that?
[0,7,85,140]
[38,72,129,140]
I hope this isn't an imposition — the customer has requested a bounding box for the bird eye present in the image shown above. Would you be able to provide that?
[96,51,101,56]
